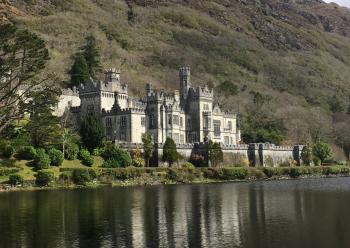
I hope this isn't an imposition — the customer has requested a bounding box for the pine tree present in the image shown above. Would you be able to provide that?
[80,113,104,151]
[81,35,101,76]
[162,137,179,167]
[69,54,89,87]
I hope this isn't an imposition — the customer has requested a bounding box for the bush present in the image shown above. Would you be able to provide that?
[48,148,64,166]
[8,174,23,186]
[33,149,51,170]
[101,143,132,168]
[79,149,94,167]
[16,146,37,160]
[167,168,196,183]
[0,168,21,176]
[1,144,14,158]
[35,170,54,186]
[222,168,248,180]
[181,162,196,171]
[313,157,321,166]
[92,147,103,156]
[131,149,145,167]
[72,169,96,185]
[64,143,79,160]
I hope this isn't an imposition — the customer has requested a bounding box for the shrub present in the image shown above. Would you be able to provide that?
[92,147,103,156]
[101,143,132,168]
[48,148,64,166]
[8,174,23,186]
[181,162,196,171]
[167,168,196,183]
[328,166,341,175]
[33,149,51,170]
[72,169,96,185]
[313,157,321,166]
[249,168,266,179]
[0,168,21,176]
[35,170,54,186]
[59,171,73,184]
[79,149,94,167]
[16,146,37,160]
[64,143,79,160]
[131,149,145,167]
[1,144,14,158]
[222,168,248,180]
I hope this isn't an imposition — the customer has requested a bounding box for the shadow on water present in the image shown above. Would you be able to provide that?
[1,178,350,248]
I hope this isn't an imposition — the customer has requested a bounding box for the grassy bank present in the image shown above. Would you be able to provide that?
[1,165,350,192]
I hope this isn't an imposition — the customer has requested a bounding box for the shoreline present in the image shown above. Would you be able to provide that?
[1,170,348,193]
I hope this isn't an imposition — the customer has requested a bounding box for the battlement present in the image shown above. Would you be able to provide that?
[192,85,213,98]
[62,87,79,96]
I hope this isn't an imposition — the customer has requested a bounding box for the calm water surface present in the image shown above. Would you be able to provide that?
[1,178,350,248]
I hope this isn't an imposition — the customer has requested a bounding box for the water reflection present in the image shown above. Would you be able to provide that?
[2,178,350,248]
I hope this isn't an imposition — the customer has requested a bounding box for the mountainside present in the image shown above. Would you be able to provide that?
[2,0,350,154]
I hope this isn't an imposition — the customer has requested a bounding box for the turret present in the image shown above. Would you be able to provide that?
[105,68,120,83]
[179,67,191,103]
[146,83,153,96]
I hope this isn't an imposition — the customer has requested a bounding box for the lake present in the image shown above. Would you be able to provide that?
[1,178,350,248]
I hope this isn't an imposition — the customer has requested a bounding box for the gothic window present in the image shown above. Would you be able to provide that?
[141,117,146,127]
[180,117,183,128]
[120,132,126,141]
[168,114,172,126]
[120,116,127,128]
[228,121,232,131]
[224,136,229,145]
[173,115,179,125]
[203,117,211,129]
[87,105,94,113]
[204,104,209,111]
[173,133,180,144]
[214,120,221,137]
[106,118,112,127]
[149,115,155,128]
[187,119,191,129]
[180,134,185,144]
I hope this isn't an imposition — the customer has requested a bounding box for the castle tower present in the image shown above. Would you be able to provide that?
[105,68,120,83]
[179,67,191,104]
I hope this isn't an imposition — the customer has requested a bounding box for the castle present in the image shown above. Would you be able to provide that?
[66,67,240,145]
[58,67,303,167]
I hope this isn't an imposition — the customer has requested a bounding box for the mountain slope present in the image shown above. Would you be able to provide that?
[3,0,350,152]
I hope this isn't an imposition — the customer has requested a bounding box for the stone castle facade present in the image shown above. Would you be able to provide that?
[57,67,303,167]
[67,67,240,145]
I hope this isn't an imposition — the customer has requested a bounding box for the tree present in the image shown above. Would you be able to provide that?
[162,137,179,167]
[101,142,132,168]
[0,24,51,133]
[301,145,312,166]
[142,132,154,167]
[313,141,332,165]
[69,54,89,87]
[80,113,104,151]
[81,35,101,76]
[208,140,223,167]
[25,86,62,147]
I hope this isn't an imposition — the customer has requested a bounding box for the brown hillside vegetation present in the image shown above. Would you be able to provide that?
[2,0,350,157]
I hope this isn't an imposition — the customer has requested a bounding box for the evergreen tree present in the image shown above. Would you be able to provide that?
[80,113,104,151]
[142,132,154,167]
[81,35,101,76]
[208,140,223,167]
[69,54,89,87]
[301,145,312,166]
[162,137,179,167]
[313,141,332,165]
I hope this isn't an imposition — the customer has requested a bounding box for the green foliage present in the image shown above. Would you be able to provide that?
[181,162,196,171]
[328,95,345,113]
[301,146,312,166]
[1,144,14,159]
[69,54,89,87]
[81,34,101,76]
[101,142,132,168]
[16,146,37,160]
[64,143,79,160]
[221,167,248,180]
[79,149,94,167]
[217,80,239,95]
[80,113,104,151]
[142,132,154,167]
[33,148,51,170]
[35,170,54,186]
[313,141,333,165]
[71,169,96,185]
[47,148,64,166]
[131,149,145,167]
[208,141,223,167]
[9,174,24,186]
[0,168,21,176]
[162,137,179,166]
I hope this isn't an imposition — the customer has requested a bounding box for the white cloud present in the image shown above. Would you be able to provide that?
[324,0,350,8]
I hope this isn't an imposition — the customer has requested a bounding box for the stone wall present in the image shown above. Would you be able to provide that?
[118,142,303,167]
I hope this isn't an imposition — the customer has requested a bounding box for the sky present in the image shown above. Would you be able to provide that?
[324,0,350,8]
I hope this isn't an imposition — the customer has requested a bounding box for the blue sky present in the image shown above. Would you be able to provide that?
[324,0,350,7]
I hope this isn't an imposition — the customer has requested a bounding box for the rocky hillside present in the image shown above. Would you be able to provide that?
[2,0,350,152]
